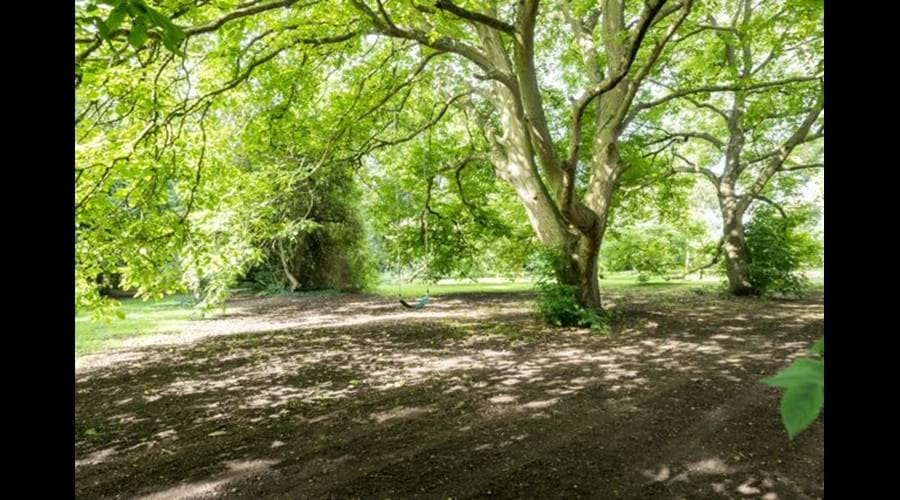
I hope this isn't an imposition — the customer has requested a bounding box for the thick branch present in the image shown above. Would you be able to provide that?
[184,0,310,37]
[752,195,787,219]
[514,0,564,184]
[628,1,694,92]
[76,0,311,55]
[781,162,824,172]
[684,238,724,275]
[672,164,719,187]
[647,131,724,150]
[372,92,471,148]
[350,0,512,87]
[357,50,447,121]
[566,0,668,171]
[433,0,515,34]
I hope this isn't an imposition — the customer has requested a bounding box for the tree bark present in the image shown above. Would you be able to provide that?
[720,203,755,295]
[277,240,301,292]
[562,233,603,309]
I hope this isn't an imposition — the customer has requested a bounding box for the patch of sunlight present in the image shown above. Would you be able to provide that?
[370,405,434,423]
[521,398,559,410]
[75,447,117,468]
[643,465,671,482]
[687,457,735,475]
[135,459,280,500]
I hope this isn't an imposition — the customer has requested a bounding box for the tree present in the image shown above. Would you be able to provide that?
[75,1,367,315]
[627,0,823,295]
[347,0,697,310]
[364,122,535,283]
[743,203,821,295]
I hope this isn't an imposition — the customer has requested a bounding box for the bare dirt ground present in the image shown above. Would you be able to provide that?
[75,290,824,499]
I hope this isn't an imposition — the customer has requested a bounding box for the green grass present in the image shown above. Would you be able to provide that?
[77,270,823,357]
[75,295,200,357]
[376,272,719,298]
[375,279,535,298]
[599,272,717,294]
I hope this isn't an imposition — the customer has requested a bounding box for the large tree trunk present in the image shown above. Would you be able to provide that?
[721,206,755,296]
[499,127,606,310]
[503,162,605,310]
[560,233,603,309]
[476,28,609,312]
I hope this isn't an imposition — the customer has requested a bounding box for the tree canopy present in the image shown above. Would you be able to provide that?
[75,0,824,317]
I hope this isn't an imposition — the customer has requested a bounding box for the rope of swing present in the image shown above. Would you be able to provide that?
[394,118,432,300]
[394,110,405,300]
[423,127,430,297]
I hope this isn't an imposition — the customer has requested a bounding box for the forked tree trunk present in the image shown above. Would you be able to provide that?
[475,28,614,313]
[510,187,605,311]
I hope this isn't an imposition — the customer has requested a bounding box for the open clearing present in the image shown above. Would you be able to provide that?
[76,289,823,499]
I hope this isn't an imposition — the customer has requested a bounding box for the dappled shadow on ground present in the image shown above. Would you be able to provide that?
[76,291,823,499]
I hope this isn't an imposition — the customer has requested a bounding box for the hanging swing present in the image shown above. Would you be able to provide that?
[396,128,433,310]
[399,295,430,310]
[395,208,432,310]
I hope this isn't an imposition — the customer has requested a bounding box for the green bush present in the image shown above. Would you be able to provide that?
[531,246,606,329]
[745,205,820,295]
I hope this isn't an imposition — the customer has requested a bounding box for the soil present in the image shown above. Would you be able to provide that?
[75,289,824,499]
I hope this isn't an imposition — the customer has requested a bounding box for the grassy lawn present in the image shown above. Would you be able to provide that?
[376,272,719,298]
[374,279,535,297]
[75,295,199,357]
[76,270,822,358]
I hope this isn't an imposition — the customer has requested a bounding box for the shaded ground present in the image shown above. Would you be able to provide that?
[76,290,824,499]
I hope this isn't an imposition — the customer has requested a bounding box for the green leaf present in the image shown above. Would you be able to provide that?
[105,4,128,31]
[139,6,186,56]
[164,25,185,45]
[93,18,110,39]
[764,357,824,438]
[85,428,99,437]
[780,381,824,438]
[763,358,823,389]
[146,6,184,41]
[128,17,148,48]
[131,0,149,14]
[161,32,186,57]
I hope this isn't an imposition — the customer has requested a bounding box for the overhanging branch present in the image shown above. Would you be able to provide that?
[433,0,515,34]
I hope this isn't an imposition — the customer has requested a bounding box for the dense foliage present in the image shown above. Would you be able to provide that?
[75,0,823,318]
[744,204,822,295]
